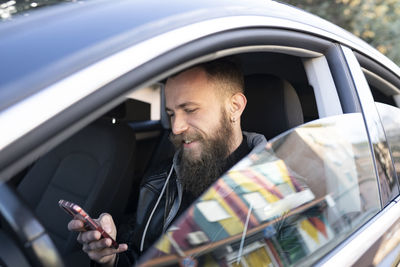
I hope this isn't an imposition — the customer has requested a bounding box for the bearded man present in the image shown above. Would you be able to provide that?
[68,59,266,267]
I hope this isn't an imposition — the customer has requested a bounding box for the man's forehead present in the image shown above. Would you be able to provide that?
[165,90,206,109]
[164,86,220,112]
[164,67,225,109]
[166,70,214,94]
[167,67,208,86]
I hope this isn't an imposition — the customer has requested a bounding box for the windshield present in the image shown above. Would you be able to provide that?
[138,113,381,266]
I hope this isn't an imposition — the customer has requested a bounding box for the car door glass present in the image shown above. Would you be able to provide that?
[139,113,380,267]
[375,102,400,183]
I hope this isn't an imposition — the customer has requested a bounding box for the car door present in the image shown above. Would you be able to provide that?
[135,27,385,266]
[320,46,400,267]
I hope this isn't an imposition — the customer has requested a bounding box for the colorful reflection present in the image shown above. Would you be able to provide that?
[139,113,381,267]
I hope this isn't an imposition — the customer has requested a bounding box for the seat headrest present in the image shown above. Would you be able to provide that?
[241,74,304,139]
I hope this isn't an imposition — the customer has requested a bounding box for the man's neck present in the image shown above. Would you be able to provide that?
[228,128,244,156]
[223,134,250,174]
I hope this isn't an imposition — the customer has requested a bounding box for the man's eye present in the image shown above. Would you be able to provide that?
[185,109,197,113]
[167,113,174,117]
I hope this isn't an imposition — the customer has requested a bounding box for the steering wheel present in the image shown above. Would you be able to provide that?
[0,182,64,267]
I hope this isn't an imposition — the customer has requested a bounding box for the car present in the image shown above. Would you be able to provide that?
[1,0,400,266]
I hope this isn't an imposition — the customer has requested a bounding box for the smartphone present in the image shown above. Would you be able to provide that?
[59,199,119,249]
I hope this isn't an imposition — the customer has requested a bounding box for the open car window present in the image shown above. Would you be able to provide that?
[139,113,380,267]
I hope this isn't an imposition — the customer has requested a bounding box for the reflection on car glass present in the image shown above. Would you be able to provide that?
[375,103,400,188]
[196,200,231,222]
[138,113,381,267]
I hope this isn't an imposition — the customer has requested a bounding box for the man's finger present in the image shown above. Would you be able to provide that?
[104,244,128,256]
[68,219,85,231]
[77,233,84,245]
[95,243,129,257]
[79,230,101,244]
[97,213,115,235]
[86,243,128,263]
[87,237,111,251]
[116,244,128,253]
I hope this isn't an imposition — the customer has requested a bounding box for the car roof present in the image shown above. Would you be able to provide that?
[0,0,399,112]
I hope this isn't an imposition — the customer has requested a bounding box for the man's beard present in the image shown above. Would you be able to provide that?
[169,110,234,198]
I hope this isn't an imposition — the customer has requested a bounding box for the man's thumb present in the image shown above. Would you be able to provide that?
[98,213,114,233]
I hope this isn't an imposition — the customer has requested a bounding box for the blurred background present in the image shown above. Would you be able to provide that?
[281,0,400,66]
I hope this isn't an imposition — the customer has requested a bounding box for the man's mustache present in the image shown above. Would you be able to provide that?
[169,132,203,147]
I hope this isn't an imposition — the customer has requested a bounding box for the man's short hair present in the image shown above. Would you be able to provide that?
[198,59,244,97]
[168,59,244,97]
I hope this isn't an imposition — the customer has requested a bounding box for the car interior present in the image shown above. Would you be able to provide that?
[2,51,320,266]
[356,52,400,108]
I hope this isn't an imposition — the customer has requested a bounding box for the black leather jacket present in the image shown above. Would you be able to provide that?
[115,132,266,266]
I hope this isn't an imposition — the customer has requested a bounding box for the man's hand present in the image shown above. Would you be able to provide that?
[68,213,128,266]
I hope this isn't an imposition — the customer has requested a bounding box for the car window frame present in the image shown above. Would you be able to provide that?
[0,26,342,182]
[341,45,399,206]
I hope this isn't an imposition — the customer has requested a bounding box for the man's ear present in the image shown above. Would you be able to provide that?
[228,92,247,119]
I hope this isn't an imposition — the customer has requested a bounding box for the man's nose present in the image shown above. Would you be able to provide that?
[171,114,188,135]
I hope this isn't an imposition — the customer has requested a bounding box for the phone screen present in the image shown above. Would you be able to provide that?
[59,199,119,249]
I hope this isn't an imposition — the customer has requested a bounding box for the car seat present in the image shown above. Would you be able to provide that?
[142,85,175,173]
[17,104,137,266]
[242,74,304,140]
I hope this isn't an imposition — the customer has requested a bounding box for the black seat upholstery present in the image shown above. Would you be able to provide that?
[144,85,175,173]
[17,112,136,266]
[242,74,304,140]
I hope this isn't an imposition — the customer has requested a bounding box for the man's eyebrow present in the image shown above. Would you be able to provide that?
[165,102,199,111]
